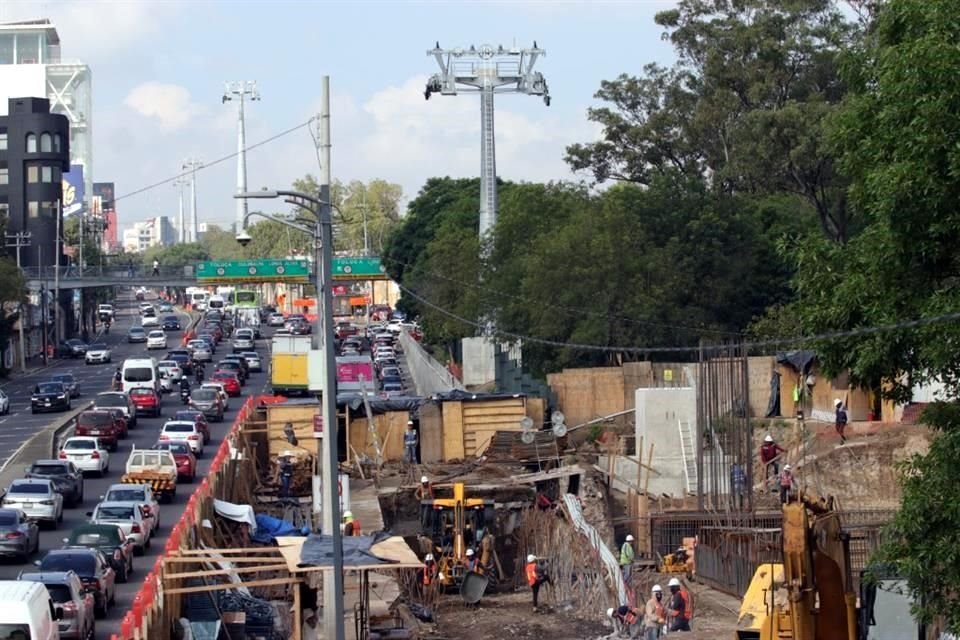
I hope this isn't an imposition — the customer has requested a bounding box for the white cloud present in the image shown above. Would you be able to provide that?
[124,82,204,130]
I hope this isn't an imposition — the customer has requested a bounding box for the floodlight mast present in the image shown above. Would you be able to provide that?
[425,42,550,246]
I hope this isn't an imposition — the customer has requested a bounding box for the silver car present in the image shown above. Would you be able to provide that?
[239,351,262,372]
[187,340,212,362]
[85,342,112,364]
[0,508,39,560]
[3,479,63,527]
[102,484,161,534]
[88,501,152,554]
[232,329,255,352]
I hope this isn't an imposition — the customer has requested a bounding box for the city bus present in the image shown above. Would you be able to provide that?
[234,289,259,308]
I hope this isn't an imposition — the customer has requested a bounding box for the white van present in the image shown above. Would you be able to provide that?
[122,357,159,394]
[0,580,60,639]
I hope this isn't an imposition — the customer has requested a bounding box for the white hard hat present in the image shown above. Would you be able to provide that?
[408,420,414,426]
[764,434,774,443]
[668,577,681,587]
[626,534,634,542]
[466,549,474,556]
[783,464,791,471]
[607,607,615,617]
[652,584,662,593]
[834,398,842,406]
[343,510,353,519]
[421,476,429,483]
[438,572,445,580]
[425,553,434,561]
[527,554,536,563]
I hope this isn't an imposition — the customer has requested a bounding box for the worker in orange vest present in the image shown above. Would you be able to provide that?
[416,475,434,528]
[343,510,361,536]
[667,577,692,631]
[525,554,552,612]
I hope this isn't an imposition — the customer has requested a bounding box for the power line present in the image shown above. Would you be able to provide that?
[382,255,742,336]
[113,118,316,204]
[398,282,960,355]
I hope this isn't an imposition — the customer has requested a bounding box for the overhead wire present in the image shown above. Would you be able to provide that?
[112,117,318,204]
[397,282,960,355]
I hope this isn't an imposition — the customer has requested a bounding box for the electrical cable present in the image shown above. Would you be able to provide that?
[381,255,742,337]
[112,118,317,204]
[397,282,960,355]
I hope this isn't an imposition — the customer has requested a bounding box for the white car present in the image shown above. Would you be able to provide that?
[138,302,153,313]
[85,342,112,365]
[268,313,285,327]
[59,436,110,476]
[187,340,213,362]
[142,314,160,328]
[98,303,115,319]
[157,361,182,382]
[159,421,204,456]
[232,328,255,351]
[89,501,152,554]
[3,479,63,527]
[200,383,229,409]
[146,330,167,350]
[0,389,8,415]
[102,483,161,534]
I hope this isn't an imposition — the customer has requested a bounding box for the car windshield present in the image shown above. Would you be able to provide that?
[89,343,107,350]
[9,483,49,494]
[36,383,62,394]
[52,374,74,383]
[157,442,190,454]
[158,361,176,368]
[28,464,67,476]
[165,316,178,321]
[64,440,95,450]
[106,489,145,502]
[164,423,193,432]
[79,413,112,427]
[188,341,206,349]
[44,584,73,603]
[218,362,238,369]
[148,331,164,338]
[192,390,216,401]
[97,506,135,519]
[73,530,119,545]
[124,368,153,382]
[130,389,154,397]
[95,394,126,407]
[41,554,95,576]
[0,511,18,526]
[175,411,200,421]
[129,328,145,335]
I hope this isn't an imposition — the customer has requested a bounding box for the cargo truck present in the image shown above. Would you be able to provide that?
[271,334,312,395]
[336,355,375,393]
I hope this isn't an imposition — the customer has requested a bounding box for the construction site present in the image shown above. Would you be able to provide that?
[108,333,941,640]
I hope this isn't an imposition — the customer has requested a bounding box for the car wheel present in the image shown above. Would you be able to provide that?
[66,400,71,410]
[31,408,36,414]
[117,562,128,584]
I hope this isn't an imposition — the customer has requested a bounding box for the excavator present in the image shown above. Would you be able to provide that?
[421,482,497,589]
[737,491,936,640]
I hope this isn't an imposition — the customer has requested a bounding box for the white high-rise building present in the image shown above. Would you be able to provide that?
[0,20,92,200]
[122,217,175,253]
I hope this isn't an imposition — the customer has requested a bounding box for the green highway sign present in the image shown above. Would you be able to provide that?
[196,259,310,283]
[332,256,388,281]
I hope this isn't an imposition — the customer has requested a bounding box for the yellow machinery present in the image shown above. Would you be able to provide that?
[422,482,495,587]
[659,545,691,575]
[735,492,857,640]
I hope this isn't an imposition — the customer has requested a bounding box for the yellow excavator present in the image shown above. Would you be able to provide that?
[737,491,934,640]
[421,482,496,588]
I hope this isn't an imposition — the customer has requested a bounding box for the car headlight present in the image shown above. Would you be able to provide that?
[58,394,66,399]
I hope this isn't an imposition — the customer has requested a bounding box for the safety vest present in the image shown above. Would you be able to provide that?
[525,562,538,586]
[680,590,693,620]
[623,608,639,625]
[422,562,436,585]
[345,518,361,536]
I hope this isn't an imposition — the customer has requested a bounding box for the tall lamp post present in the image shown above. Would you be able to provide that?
[234,189,343,640]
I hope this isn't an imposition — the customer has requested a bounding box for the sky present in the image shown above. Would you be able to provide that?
[1,0,679,234]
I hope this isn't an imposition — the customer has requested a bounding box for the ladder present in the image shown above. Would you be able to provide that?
[678,420,698,494]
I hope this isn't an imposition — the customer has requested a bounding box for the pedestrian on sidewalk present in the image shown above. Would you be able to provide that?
[404,420,418,464]
[835,398,848,444]
[779,464,796,505]
[619,534,635,583]
[525,554,552,612]
[643,585,666,639]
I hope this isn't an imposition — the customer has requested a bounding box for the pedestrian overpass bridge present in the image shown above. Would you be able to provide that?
[23,266,199,289]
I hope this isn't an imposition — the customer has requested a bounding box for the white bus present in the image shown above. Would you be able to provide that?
[208,295,226,312]
[186,287,210,311]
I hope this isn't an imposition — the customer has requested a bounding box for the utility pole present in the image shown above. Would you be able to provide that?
[317,75,345,640]
[223,81,260,233]
[182,159,203,242]
[5,232,30,372]
[54,200,61,346]
[173,178,187,243]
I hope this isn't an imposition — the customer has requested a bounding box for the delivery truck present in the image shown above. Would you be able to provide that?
[271,334,312,395]
[335,355,375,393]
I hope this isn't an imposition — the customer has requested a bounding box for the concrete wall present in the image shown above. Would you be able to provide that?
[398,330,463,396]
[635,387,697,497]
[462,336,496,387]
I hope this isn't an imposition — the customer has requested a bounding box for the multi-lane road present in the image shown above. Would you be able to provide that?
[0,291,273,638]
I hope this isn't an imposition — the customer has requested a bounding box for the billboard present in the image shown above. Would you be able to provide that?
[92,182,114,210]
[61,165,85,216]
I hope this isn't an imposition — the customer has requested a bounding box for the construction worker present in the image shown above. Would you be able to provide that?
[730,463,747,510]
[276,452,294,498]
[760,434,786,488]
[607,604,641,638]
[643,585,666,639]
[419,553,440,596]
[835,398,848,444]
[464,548,479,572]
[300,608,319,640]
[404,420,418,464]
[667,577,691,632]
[525,554,552,612]
[779,464,796,505]
[416,475,433,528]
[619,534,635,583]
[343,510,361,536]
[283,421,298,446]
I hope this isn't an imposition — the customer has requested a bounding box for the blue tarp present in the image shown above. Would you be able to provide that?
[249,514,309,544]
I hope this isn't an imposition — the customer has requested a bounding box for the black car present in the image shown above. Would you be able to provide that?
[166,350,193,374]
[127,327,147,343]
[56,339,88,358]
[221,354,250,377]
[34,548,116,617]
[290,320,312,335]
[215,360,247,384]
[31,381,71,413]
[25,460,84,507]
[62,524,135,584]
[162,315,181,331]
[51,373,81,398]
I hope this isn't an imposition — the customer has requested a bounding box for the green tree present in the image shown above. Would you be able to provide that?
[63,217,104,267]
[0,257,25,375]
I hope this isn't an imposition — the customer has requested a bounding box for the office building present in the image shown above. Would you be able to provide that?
[122,216,176,253]
[0,96,70,266]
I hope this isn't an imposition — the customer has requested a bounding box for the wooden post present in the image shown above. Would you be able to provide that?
[293,580,302,640]
[345,405,351,465]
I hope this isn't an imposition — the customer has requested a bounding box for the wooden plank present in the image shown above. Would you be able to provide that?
[164,576,301,595]
[508,465,585,484]
[592,464,644,494]
[164,564,289,579]
[442,401,465,461]
[174,547,283,555]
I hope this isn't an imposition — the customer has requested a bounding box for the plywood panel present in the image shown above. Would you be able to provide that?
[525,397,545,425]
[547,367,625,427]
[348,411,408,461]
[442,401,465,461]
[266,403,320,458]
[419,402,443,464]
[747,356,775,418]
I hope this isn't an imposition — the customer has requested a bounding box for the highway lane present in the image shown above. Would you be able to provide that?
[0,290,274,639]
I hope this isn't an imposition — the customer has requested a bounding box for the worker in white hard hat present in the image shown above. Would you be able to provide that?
[643,585,666,639]
[419,553,439,594]
[619,533,636,583]
[835,398,848,445]
[760,433,786,489]
[779,463,796,505]
[416,475,434,529]
[342,510,361,536]
[608,602,641,638]
[667,577,692,632]
[525,553,552,612]
[404,419,419,464]
[464,547,479,572]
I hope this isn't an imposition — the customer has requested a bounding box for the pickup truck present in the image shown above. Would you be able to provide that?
[121,449,177,503]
